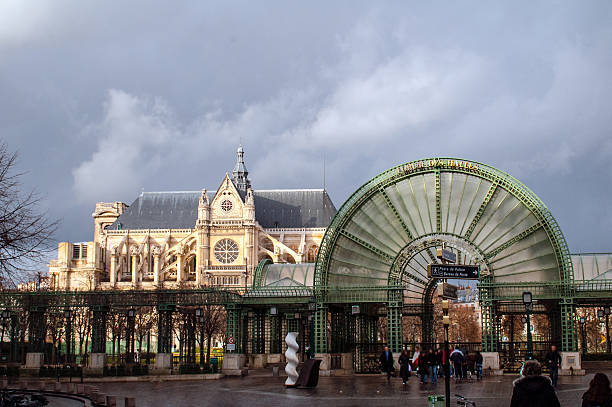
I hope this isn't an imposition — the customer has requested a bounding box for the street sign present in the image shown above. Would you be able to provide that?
[227,336,235,344]
[428,264,479,279]
[436,248,457,263]
[226,343,236,351]
[437,282,458,300]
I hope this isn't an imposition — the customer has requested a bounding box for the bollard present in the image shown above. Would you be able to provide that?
[125,396,136,407]
[106,395,117,407]
[0,379,7,389]
[272,366,279,377]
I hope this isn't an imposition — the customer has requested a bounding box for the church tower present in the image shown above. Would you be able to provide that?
[232,145,251,192]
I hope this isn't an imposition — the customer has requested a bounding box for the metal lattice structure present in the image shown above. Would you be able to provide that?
[4,158,612,374]
[314,158,577,353]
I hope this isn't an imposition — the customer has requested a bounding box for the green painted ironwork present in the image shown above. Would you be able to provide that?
[314,157,578,352]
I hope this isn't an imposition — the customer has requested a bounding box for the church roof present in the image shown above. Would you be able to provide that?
[110,189,336,230]
[253,189,336,228]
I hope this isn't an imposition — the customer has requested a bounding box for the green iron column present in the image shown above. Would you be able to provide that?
[28,307,46,353]
[422,303,435,345]
[313,303,328,354]
[250,311,265,354]
[269,314,281,354]
[387,297,403,353]
[157,305,174,354]
[225,304,242,353]
[560,299,577,352]
[9,313,18,362]
[480,300,498,352]
[91,307,108,354]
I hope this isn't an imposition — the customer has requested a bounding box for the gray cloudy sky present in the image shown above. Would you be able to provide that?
[1,1,611,262]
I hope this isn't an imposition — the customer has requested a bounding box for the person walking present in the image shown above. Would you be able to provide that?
[474,351,483,380]
[379,345,395,382]
[428,348,438,384]
[510,360,560,407]
[417,351,428,384]
[449,346,465,381]
[545,345,562,387]
[411,346,420,368]
[581,373,612,407]
[398,349,411,384]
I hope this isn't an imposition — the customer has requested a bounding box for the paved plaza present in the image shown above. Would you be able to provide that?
[92,363,611,407]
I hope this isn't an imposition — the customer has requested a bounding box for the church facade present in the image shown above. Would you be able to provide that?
[48,147,337,291]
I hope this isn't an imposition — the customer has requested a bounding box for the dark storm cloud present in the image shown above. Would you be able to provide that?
[1,1,611,261]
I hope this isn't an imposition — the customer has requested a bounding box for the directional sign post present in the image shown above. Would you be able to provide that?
[437,248,457,263]
[437,282,459,300]
[428,264,479,279]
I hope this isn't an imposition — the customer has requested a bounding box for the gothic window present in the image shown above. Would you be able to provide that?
[214,239,239,264]
[221,199,233,212]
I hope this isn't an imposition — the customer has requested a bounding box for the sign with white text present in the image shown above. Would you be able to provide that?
[428,264,479,279]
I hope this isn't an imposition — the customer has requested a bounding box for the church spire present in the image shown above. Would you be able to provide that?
[232,144,251,192]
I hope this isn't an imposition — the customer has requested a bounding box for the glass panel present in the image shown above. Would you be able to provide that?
[458,177,491,236]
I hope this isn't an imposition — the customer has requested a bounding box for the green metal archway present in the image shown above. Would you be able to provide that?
[313,158,576,353]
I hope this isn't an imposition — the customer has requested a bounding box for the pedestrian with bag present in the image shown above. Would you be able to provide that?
[398,349,411,385]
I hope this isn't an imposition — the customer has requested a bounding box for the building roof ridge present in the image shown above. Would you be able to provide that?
[254,188,326,192]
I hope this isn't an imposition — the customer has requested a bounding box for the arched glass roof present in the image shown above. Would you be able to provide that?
[259,263,315,288]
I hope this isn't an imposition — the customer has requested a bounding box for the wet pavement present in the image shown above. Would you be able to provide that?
[93,369,608,407]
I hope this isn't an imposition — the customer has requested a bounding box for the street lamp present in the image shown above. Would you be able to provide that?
[126,309,136,364]
[579,316,587,356]
[1,310,9,346]
[64,309,72,365]
[522,291,533,360]
[442,300,450,407]
[604,306,611,354]
[195,308,204,367]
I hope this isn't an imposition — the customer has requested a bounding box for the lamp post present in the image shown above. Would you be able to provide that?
[243,257,248,293]
[442,300,450,407]
[126,308,136,364]
[64,309,72,365]
[579,316,586,356]
[1,310,9,344]
[598,309,605,353]
[522,292,533,360]
[195,308,204,367]
[605,306,611,354]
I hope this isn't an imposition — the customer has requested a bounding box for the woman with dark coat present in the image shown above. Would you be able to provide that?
[582,373,612,407]
[417,352,428,384]
[398,349,411,384]
[510,360,560,407]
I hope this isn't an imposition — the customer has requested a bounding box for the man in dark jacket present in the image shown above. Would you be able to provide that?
[511,360,560,407]
[545,345,562,387]
[449,347,465,381]
[379,345,395,382]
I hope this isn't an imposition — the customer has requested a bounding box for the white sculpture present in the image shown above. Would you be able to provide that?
[284,332,299,386]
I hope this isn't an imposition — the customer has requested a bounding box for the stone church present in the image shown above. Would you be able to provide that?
[48,146,337,291]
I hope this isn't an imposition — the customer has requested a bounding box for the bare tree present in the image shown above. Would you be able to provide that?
[73,308,91,359]
[200,306,225,368]
[0,142,58,284]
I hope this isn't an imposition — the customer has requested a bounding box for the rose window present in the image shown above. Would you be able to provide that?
[214,239,239,264]
[221,199,233,212]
